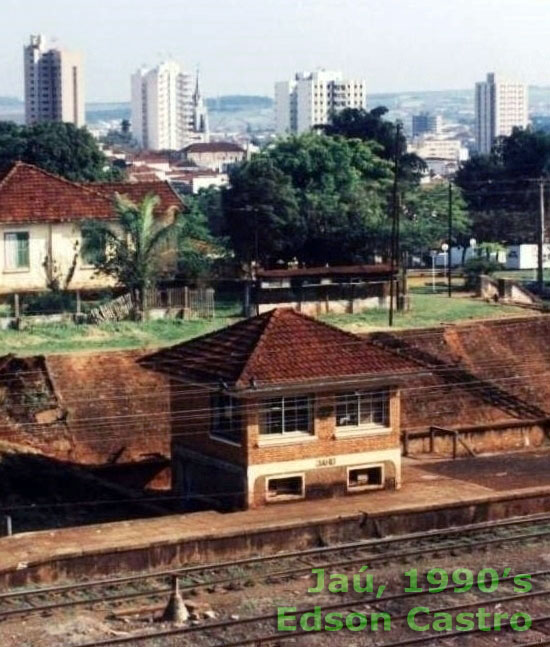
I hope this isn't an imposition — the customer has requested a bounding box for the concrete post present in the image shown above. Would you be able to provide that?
[161,577,189,624]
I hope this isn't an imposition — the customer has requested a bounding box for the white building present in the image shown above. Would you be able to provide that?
[24,34,84,127]
[408,137,469,163]
[506,244,550,270]
[131,61,209,151]
[475,73,528,155]
[275,69,367,135]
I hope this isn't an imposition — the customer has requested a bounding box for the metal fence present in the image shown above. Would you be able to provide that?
[89,287,215,323]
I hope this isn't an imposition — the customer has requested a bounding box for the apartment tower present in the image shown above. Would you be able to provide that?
[24,35,84,127]
[475,73,528,154]
[275,69,367,135]
[131,61,209,151]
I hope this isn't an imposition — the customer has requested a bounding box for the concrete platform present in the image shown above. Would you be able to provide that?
[3,450,550,587]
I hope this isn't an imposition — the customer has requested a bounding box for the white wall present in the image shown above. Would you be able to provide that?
[506,244,550,270]
[0,222,116,294]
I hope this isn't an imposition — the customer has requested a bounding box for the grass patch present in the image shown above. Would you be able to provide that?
[0,294,535,356]
[320,292,531,332]
[0,316,236,356]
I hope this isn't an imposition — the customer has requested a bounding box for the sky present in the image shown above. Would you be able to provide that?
[2,0,550,102]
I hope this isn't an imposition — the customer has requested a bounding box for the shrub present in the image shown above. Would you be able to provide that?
[464,257,503,290]
[22,291,76,315]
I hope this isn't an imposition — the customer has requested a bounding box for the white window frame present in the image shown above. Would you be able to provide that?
[334,389,391,438]
[258,395,314,444]
[265,472,305,502]
[4,230,30,272]
[347,463,385,492]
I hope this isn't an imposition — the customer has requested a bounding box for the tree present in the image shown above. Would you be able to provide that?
[0,121,121,181]
[177,193,225,279]
[81,194,181,319]
[456,127,550,244]
[323,107,426,184]
[223,134,393,267]
[223,154,303,269]
[401,183,471,260]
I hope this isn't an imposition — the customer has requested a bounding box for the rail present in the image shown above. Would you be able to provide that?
[403,425,476,459]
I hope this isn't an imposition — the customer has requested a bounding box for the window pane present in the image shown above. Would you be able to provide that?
[283,396,311,433]
[5,233,29,269]
[260,398,283,435]
[359,392,374,425]
[336,393,359,427]
[81,229,106,265]
[372,389,389,425]
[336,390,389,428]
[211,393,241,444]
[260,396,312,435]
[17,233,29,267]
[360,390,389,426]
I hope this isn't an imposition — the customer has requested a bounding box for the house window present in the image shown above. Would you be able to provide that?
[336,389,389,430]
[260,396,312,436]
[348,465,384,491]
[266,475,304,500]
[81,229,106,266]
[4,232,30,270]
[211,393,241,445]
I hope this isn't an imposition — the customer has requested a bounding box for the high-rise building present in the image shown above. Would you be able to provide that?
[412,112,442,138]
[475,73,528,154]
[131,61,209,151]
[24,34,84,127]
[275,69,367,135]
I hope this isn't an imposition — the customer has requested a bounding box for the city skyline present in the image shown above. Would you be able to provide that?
[1,0,550,102]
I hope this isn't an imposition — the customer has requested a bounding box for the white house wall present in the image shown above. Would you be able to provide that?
[0,222,116,294]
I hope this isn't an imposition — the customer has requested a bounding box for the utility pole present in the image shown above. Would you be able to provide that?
[447,182,453,298]
[538,179,545,295]
[388,122,401,327]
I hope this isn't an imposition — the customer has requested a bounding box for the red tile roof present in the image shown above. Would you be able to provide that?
[127,173,162,183]
[0,162,183,224]
[0,162,113,224]
[257,264,394,279]
[91,182,183,216]
[142,308,419,391]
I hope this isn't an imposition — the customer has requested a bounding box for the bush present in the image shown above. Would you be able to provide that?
[22,291,76,315]
[464,257,503,290]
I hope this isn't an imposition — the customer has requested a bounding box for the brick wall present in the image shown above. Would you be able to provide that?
[172,383,401,508]
[246,389,400,465]
[172,386,400,467]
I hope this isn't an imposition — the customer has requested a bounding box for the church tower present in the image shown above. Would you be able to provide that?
[192,70,209,142]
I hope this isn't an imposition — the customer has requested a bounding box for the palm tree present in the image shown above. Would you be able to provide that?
[82,193,181,320]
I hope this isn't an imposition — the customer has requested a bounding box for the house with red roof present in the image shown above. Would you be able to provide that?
[142,308,420,509]
[0,162,183,295]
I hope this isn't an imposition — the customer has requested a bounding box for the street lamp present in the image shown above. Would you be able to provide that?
[441,243,449,282]
[430,250,438,292]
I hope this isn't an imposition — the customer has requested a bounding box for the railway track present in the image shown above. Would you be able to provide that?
[66,568,550,646]
[3,511,550,628]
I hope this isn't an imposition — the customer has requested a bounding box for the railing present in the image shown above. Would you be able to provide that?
[403,426,476,460]
[89,287,215,322]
